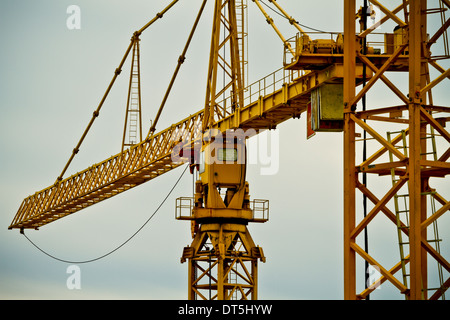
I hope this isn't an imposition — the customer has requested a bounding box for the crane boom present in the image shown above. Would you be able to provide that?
[9,110,202,230]
[9,62,364,231]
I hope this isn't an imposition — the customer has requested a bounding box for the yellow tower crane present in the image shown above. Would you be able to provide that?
[8,0,450,300]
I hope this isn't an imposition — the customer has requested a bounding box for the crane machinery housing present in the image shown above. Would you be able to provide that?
[8,0,450,300]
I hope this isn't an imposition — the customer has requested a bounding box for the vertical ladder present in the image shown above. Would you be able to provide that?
[387,128,445,299]
[421,126,446,300]
[122,37,143,152]
[235,0,248,88]
[387,130,410,291]
[429,187,446,300]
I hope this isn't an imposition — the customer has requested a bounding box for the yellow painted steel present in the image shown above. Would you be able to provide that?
[183,0,267,300]
[10,62,364,231]
[341,0,450,300]
[8,0,450,301]
[179,136,265,300]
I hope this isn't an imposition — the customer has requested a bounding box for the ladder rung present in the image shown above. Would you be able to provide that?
[421,152,436,155]
[427,287,445,291]
[395,194,409,198]
[426,239,442,243]
[387,130,404,135]
[399,239,442,245]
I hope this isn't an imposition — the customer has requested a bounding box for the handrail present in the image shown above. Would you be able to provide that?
[217,66,303,115]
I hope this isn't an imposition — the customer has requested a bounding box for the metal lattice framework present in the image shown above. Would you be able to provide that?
[9,65,353,230]
[342,0,450,300]
[8,0,450,300]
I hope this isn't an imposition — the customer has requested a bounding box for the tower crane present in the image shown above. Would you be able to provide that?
[8,0,450,300]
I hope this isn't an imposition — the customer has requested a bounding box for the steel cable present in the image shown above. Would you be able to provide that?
[22,164,189,264]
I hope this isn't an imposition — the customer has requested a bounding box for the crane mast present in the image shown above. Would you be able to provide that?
[177,0,267,300]
[8,1,450,300]
[341,0,450,300]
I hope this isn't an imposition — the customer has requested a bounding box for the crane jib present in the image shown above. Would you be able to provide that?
[9,63,368,231]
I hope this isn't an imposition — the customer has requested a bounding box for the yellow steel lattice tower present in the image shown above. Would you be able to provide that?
[8,0,449,300]
[341,0,450,300]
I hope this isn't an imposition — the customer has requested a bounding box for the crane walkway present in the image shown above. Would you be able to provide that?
[9,63,364,230]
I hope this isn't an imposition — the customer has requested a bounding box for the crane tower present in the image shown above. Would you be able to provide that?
[8,0,450,300]
[176,0,267,300]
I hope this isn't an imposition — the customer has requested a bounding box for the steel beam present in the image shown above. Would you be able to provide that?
[343,0,357,300]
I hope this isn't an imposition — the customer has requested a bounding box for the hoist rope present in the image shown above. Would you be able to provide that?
[361,0,370,299]
[22,164,189,264]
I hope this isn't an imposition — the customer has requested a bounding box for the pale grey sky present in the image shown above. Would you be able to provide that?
[1,0,448,300]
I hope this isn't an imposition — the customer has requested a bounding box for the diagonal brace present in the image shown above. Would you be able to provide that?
[352,177,408,239]
[349,44,408,109]
[421,200,450,230]
[420,69,450,98]
[419,106,450,143]
[421,239,450,274]
[357,53,409,104]
[351,242,408,293]
[369,0,407,27]
[359,1,408,38]
[351,114,407,161]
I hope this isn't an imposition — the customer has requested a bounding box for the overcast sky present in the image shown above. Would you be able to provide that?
[0,0,448,300]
